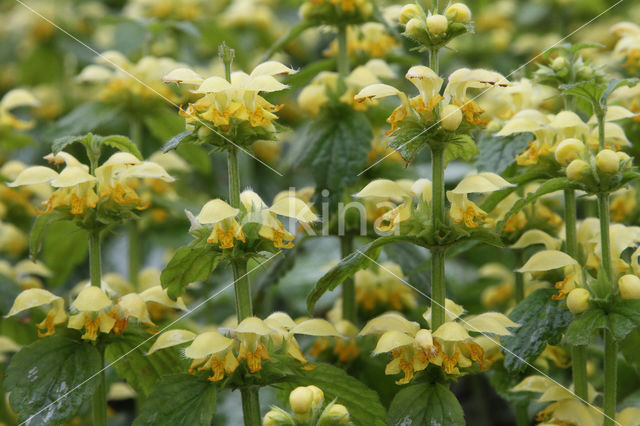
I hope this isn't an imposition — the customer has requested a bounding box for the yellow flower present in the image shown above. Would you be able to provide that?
[195,199,245,249]
[447,173,513,228]
[354,179,413,231]
[443,68,508,125]
[497,109,553,165]
[0,89,40,130]
[235,317,274,373]
[67,286,116,341]
[7,288,66,337]
[186,331,239,381]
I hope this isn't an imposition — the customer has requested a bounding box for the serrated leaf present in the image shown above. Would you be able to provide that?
[42,221,88,287]
[383,242,430,294]
[565,308,607,345]
[387,383,465,426]
[609,299,640,340]
[279,363,386,426]
[501,288,573,373]
[306,235,420,313]
[160,245,221,299]
[51,133,93,155]
[620,329,640,374]
[133,374,217,426]
[298,105,372,208]
[100,135,142,159]
[105,328,188,396]
[29,212,69,260]
[444,134,479,165]
[162,130,194,152]
[5,333,101,425]
[475,131,532,174]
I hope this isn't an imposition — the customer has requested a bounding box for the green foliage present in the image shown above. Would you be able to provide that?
[105,328,189,397]
[387,383,465,426]
[5,333,101,425]
[475,131,532,174]
[306,235,421,313]
[133,374,218,426]
[501,288,573,373]
[48,102,121,139]
[41,221,88,287]
[566,300,640,345]
[276,363,386,426]
[52,133,142,161]
[560,78,638,112]
[162,129,195,152]
[444,134,479,165]
[160,244,222,299]
[29,211,69,260]
[298,104,373,208]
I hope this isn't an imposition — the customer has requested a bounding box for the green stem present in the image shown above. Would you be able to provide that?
[596,109,606,151]
[515,403,529,426]
[337,24,349,78]
[92,349,107,426]
[241,387,261,426]
[89,230,101,287]
[597,193,612,283]
[564,189,588,401]
[603,329,617,426]
[226,139,260,425]
[430,48,439,74]
[431,146,446,330]
[128,221,141,287]
[341,236,356,323]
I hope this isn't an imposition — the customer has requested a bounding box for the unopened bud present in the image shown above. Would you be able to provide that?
[567,288,590,314]
[290,387,314,416]
[566,159,590,181]
[299,2,313,20]
[405,17,427,38]
[426,14,448,35]
[445,3,471,23]
[307,385,325,410]
[441,104,462,131]
[322,404,350,424]
[551,56,567,70]
[554,138,584,165]
[263,409,293,426]
[399,4,420,24]
[596,149,619,174]
[617,151,632,169]
[619,274,640,300]
[414,329,434,350]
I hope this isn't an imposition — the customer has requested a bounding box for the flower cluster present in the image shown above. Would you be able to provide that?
[264,385,351,426]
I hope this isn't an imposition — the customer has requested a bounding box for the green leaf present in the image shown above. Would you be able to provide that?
[160,245,221,299]
[387,383,465,426]
[29,212,69,260]
[0,273,21,316]
[620,329,640,374]
[565,308,607,345]
[48,102,120,139]
[298,105,373,208]
[261,20,314,62]
[560,78,638,110]
[5,333,101,425]
[279,363,386,426]
[133,374,217,426]
[42,221,88,287]
[383,242,430,294]
[162,130,194,152]
[306,235,420,313]
[499,178,576,232]
[501,288,573,373]
[105,328,188,396]
[176,143,211,174]
[608,299,640,340]
[100,135,142,159]
[51,133,93,155]
[444,134,479,165]
[475,131,532,174]
[143,108,187,143]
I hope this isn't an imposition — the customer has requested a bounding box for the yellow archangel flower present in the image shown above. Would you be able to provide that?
[497,109,554,166]
[195,199,245,249]
[611,21,640,71]
[67,287,116,341]
[447,172,514,228]
[354,179,414,232]
[0,89,40,130]
[7,288,67,337]
[443,68,508,125]
[353,263,417,311]
[163,61,296,130]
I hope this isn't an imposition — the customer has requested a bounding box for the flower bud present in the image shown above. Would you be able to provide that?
[360,1,373,18]
[445,3,471,23]
[290,387,314,416]
[426,14,448,35]
[197,126,212,140]
[441,104,462,131]
[596,149,619,174]
[618,274,640,300]
[322,404,350,424]
[554,138,584,165]
[414,329,434,350]
[567,288,590,314]
[405,18,427,39]
[399,4,421,24]
[263,409,293,426]
[299,3,313,20]
[307,385,325,410]
[566,159,590,181]
[617,151,632,169]
[551,56,567,70]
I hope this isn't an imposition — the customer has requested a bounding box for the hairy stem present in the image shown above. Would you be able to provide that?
[92,350,107,426]
[431,146,446,329]
[241,387,261,426]
[598,193,612,283]
[337,24,349,78]
[128,221,141,287]
[341,235,356,323]
[89,230,101,287]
